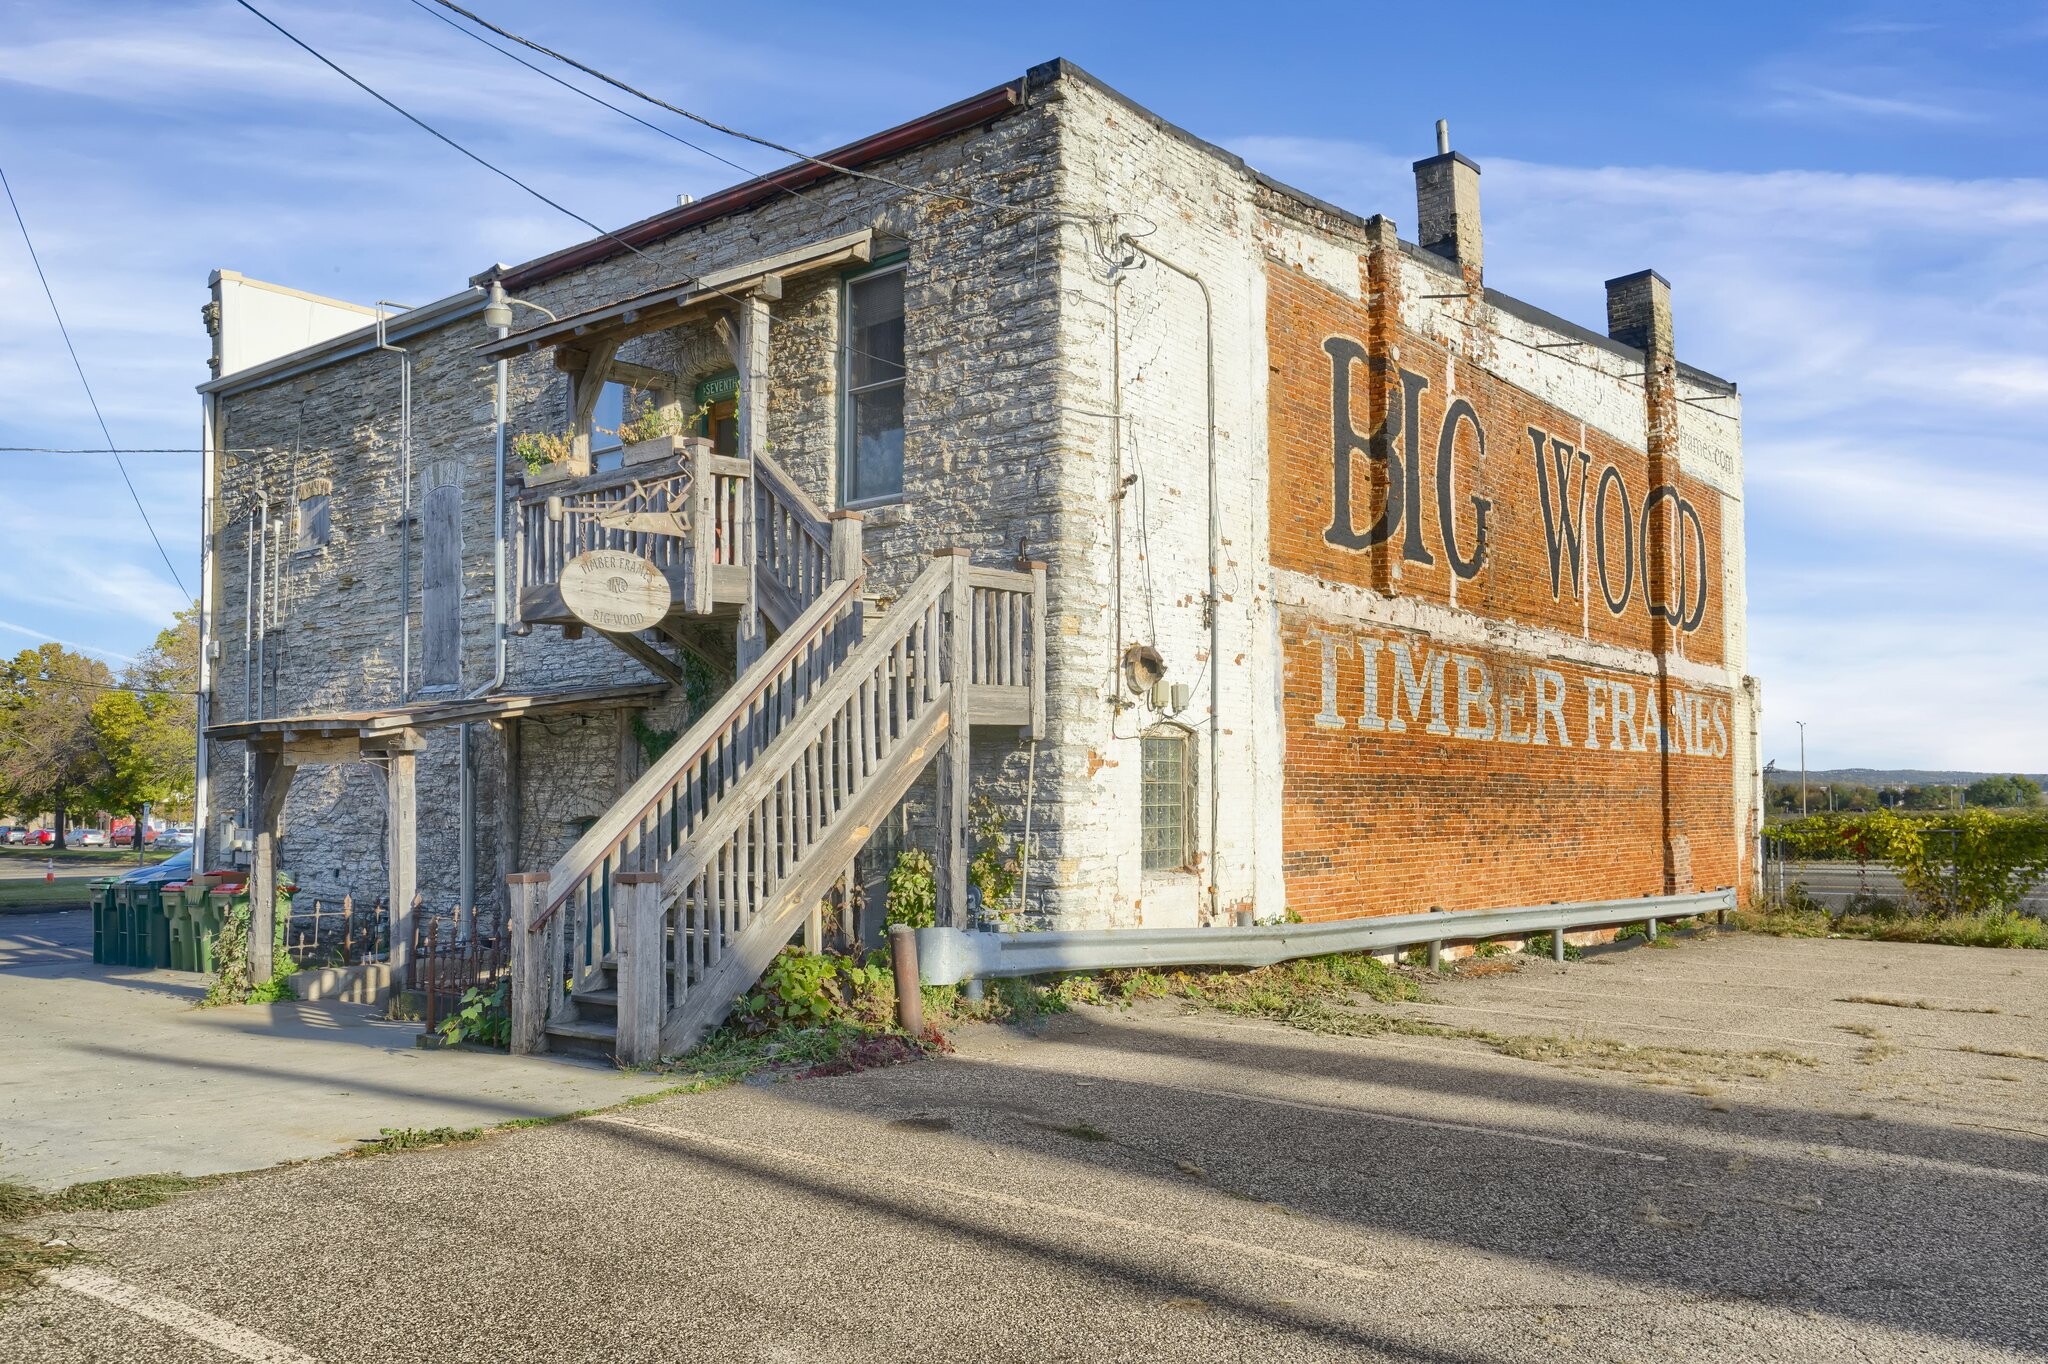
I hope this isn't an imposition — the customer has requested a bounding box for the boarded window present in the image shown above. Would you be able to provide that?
[1141,728,1194,873]
[421,481,461,689]
[295,479,331,550]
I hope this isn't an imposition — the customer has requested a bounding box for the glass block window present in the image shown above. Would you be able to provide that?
[1141,727,1193,873]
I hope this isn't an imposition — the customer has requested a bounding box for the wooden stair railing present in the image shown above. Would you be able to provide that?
[630,555,960,1059]
[752,451,834,631]
[530,574,868,1010]
[509,551,1046,1063]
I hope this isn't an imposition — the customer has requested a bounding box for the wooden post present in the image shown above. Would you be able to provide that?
[1018,556,1048,740]
[613,871,664,1065]
[507,873,550,1055]
[384,729,424,988]
[829,510,864,582]
[248,743,293,987]
[734,293,772,668]
[687,439,715,615]
[497,719,523,893]
[932,548,973,928]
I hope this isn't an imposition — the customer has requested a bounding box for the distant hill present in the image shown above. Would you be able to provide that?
[1764,768,2048,788]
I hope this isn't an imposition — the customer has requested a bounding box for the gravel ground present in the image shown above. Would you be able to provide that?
[2,928,2043,1362]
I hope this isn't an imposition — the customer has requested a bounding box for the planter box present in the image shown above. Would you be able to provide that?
[623,434,712,468]
[524,460,579,487]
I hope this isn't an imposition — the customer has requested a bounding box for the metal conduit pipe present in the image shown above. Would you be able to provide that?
[1118,236,1222,925]
[458,284,519,915]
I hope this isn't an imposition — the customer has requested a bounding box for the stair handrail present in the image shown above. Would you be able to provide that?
[657,558,951,900]
[535,571,868,930]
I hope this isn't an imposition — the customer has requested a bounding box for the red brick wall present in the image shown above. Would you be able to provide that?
[1267,260,1737,919]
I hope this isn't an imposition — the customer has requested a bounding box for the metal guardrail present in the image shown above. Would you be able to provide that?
[914,889,1737,985]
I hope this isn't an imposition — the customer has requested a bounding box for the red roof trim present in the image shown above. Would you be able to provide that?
[492,80,1026,292]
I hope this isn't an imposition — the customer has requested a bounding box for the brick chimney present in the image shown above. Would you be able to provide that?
[1413,119,1482,277]
[1604,269,1673,354]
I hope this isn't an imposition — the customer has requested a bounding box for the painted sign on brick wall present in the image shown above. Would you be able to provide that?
[1265,260,1738,921]
[1267,264,1725,667]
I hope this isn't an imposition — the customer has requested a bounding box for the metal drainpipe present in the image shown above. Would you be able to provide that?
[458,295,515,914]
[1119,236,1221,925]
[196,392,218,871]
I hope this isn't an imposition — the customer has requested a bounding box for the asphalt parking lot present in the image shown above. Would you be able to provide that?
[3,929,2044,1362]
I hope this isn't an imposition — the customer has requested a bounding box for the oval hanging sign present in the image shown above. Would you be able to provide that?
[558,550,671,633]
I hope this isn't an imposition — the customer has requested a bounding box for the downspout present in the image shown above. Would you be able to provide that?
[458,282,516,913]
[1119,236,1221,925]
[195,392,218,872]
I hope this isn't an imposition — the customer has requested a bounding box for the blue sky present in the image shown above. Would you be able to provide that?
[1,0,2044,771]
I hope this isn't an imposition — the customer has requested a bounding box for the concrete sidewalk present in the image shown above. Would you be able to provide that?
[3,929,2044,1362]
[0,909,667,1189]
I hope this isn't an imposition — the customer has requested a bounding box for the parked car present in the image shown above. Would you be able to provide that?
[0,827,23,844]
[76,829,108,847]
[159,828,194,848]
[27,829,54,846]
[117,847,193,886]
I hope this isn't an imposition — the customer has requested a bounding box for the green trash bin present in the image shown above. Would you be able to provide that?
[90,879,116,964]
[165,883,196,972]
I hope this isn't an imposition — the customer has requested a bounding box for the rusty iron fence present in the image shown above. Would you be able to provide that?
[415,901,511,1033]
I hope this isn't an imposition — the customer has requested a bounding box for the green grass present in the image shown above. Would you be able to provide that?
[0,845,174,869]
[0,876,100,913]
[1737,902,2048,950]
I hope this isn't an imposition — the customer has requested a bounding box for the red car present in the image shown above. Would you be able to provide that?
[26,829,54,846]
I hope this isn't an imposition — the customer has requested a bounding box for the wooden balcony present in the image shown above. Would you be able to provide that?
[514,440,752,629]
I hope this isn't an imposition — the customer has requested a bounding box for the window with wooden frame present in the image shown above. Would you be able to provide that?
[1140,725,1196,874]
[840,256,905,506]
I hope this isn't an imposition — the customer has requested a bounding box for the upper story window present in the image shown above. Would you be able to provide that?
[1141,726,1195,874]
[841,260,905,506]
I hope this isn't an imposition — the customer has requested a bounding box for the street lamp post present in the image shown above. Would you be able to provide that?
[1797,721,1808,817]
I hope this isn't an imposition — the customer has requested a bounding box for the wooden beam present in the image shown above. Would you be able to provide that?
[387,745,420,989]
[569,338,623,473]
[734,293,771,670]
[248,745,293,986]
[933,549,973,929]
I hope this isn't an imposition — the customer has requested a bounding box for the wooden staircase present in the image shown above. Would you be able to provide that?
[507,543,1045,1065]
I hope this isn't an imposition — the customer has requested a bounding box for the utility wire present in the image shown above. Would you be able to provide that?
[1,165,191,597]
[426,0,1102,227]
[0,447,236,455]
[404,0,765,186]
[231,0,661,272]
[236,0,902,377]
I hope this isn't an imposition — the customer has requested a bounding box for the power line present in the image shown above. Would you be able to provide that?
[404,0,765,186]
[231,0,663,273]
[4,672,199,700]
[234,0,902,378]
[0,447,223,455]
[427,0,1101,228]
[0,165,192,597]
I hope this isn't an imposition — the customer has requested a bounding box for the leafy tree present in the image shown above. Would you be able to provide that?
[1965,774,2041,808]
[0,644,113,849]
[98,605,199,846]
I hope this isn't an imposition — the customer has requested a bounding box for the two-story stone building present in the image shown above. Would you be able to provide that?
[196,60,1760,1058]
